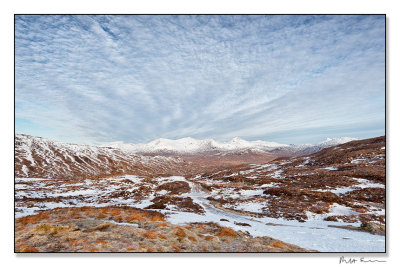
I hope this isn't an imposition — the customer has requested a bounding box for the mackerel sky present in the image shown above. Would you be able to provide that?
[15,15,385,145]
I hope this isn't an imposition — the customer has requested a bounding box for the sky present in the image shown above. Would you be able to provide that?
[15,15,385,145]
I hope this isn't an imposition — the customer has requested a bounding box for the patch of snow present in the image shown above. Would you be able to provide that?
[156,176,188,184]
[240,189,264,197]
[228,202,265,213]
[239,170,255,175]
[156,190,169,195]
[314,187,355,195]
[15,177,49,182]
[260,183,278,188]
[352,178,385,189]
[21,165,28,175]
[49,189,98,197]
[102,220,139,227]
[351,158,367,164]
[134,198,154,209]
[328,203,358,216]
[324,167,338,171]
[271,170,284,179]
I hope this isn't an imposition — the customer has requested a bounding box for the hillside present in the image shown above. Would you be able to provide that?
[15,134,192,179]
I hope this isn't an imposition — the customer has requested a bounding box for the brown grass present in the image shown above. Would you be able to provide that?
[17,245,39,252]
[109,209,121,216]
[217,227,237,237]
[68,238,89,248]
[171,244,181,252]
[174,227,187,238]
[92,222,112,231]
[69,239,80,246]
[114,216,124,223]
[148,214,165,222]
[96,213,107,219]
[188,236,197,242]
[127,213,147,222]
[269,241,285,249]
[142,230,158,239]
[17,212,50,225]
[157,222,169,228]
[15,226,25,232]
[35,224,70,235]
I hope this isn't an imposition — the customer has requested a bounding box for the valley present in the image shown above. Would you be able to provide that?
[14,134,386,252]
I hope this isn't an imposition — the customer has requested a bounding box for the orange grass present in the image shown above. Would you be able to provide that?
[269,241,285,249]
[142,230,158,239]
[217,227,237,237]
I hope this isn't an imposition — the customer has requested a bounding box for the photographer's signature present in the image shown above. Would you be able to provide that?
[339,256,386,264]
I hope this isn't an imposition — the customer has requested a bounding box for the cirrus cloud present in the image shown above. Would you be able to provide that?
[15,15,385,145]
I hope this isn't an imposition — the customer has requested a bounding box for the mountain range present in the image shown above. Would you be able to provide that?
[101,136,358,156]
[15,133,357,179]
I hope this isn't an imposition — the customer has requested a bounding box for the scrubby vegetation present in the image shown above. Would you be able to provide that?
[15,207,311,252]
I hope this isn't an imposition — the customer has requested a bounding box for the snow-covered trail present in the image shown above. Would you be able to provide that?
[163,178,385,252]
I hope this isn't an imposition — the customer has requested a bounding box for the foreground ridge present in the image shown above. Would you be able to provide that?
[15,206,312,252]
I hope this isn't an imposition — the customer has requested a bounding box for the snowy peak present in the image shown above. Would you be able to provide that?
[101,136,357,155]
[228,137,246,143]
[317,137,358,147]
[141,137,217,153]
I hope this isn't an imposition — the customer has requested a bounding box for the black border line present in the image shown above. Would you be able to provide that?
[14,14,387,255]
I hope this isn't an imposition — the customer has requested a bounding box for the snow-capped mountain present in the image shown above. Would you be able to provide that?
[268,137,358,156]
[101,137,288,154]
[101,136,357,155]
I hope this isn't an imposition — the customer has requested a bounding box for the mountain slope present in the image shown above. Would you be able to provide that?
[15,134,190,179]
